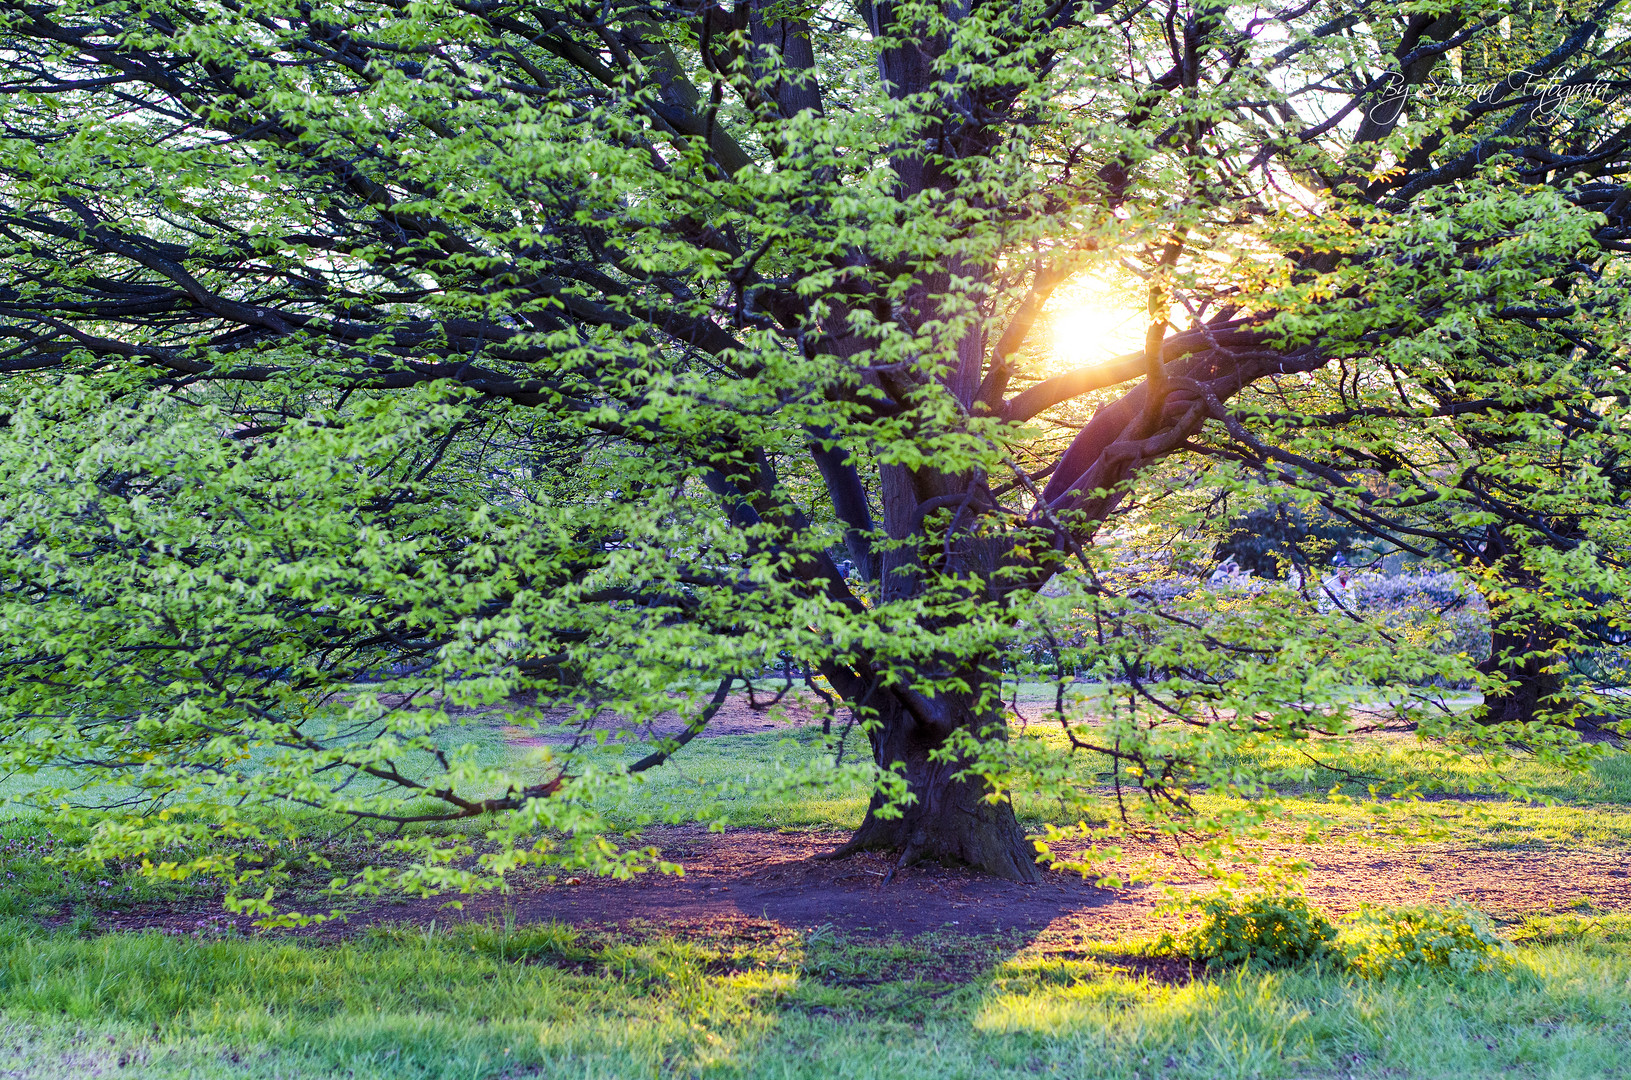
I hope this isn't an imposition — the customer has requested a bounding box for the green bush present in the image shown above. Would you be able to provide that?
[1182,892,1341,969]
[1341,902,1512,976]
[1512,911,1631,947]
[1179,894,1512,977]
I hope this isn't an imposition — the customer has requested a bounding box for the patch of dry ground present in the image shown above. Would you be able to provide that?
[74,693,1630,948]
[87,826,1631,951]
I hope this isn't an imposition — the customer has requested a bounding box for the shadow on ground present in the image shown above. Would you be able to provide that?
[81,824,1631,952]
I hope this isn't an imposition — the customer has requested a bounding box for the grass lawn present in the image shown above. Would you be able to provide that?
[1,685,1629,1078]
[2,915,1630,1079]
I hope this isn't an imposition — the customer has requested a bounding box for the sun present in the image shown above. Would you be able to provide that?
[1046,274,1146,373]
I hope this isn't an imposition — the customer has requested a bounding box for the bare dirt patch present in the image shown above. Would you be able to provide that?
[443,828,1631,940]
[85,826,1631,951]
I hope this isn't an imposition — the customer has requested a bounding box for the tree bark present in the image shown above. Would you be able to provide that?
[1472,527,1572,728]
[1476,620,1567,725]
[827,680,1041,882]
[1477,616,1624,737]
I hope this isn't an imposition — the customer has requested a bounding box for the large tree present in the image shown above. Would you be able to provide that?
[1,0,1629,904]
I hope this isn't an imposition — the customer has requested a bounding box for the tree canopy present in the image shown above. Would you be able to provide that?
[2,0,1630,916]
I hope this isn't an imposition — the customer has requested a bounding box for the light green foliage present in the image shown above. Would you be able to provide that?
[1342,903,1513,978]
[1174,892,1513,978]
[0,0,1628,909]
[1180,892,1341,971]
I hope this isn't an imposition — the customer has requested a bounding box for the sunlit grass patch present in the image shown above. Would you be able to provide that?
[595,728,872,831]
[0,916,1629,1079]
[972,948,1631,1080]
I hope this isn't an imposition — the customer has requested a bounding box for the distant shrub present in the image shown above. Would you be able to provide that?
[1350,571,1475,611]
[1341,902,1512,976]
[1028,568,1495,687]
[1355,572,1491,670]
[1181,892,1340,969]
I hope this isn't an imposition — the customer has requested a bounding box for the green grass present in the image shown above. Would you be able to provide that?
[7,702,1628,918]
[0,916,1629,1079]
[598,719,1631,849]
[3,685,1630,1077]
[601,726,871,832]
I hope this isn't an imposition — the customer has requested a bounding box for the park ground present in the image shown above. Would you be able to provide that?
[3,687,1631,1079]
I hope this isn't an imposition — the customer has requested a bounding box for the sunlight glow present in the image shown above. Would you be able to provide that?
[1046,274,1146,373]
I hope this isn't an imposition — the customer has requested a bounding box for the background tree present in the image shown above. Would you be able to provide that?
[0,0,1628,906]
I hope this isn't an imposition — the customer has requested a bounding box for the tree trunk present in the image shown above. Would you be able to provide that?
[1477,619,1626,737]
[828,682,1041,882]
[1476,620,1567,725]
[826,410,1042,881]
[1471,527,1571,727]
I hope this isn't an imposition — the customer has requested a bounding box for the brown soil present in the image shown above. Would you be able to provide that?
[86,826,1631,949]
